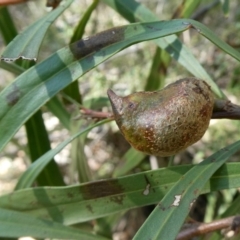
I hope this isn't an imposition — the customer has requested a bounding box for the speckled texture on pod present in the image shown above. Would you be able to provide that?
[107,78,215,157]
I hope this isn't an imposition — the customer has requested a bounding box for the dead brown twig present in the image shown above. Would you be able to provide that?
[177,215,240,240]
[78,107,113,120]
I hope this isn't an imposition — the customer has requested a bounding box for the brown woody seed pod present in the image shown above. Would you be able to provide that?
[107,78,215,156]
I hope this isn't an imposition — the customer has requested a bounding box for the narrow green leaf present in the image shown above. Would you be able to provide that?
[0,7,18,44]
[185,19,240,62]
[25,109,65,187]
[0,52,66,188]
[113,148,145,177]
[63,0,99,104]
[0,61,24,75]
[46,96,71,129]
[220,195,240,218]
[220,0,229,17]
[62,81,82,104]
[181,0,201,18]
[70,119,92,183]
[0,20,192,152]
[209,194,240,240]
[1,0,73,61]
[102,0,224,98]
[133,140,240,240]
[0,208,109,240]
[63,0,100,181]
[15,119,110,190]
[83,97,109,109]
[144,47,170,91]
[70,0,99,43]
[1,162,240,225]
[1,20,240,152]
[0,53,71,132]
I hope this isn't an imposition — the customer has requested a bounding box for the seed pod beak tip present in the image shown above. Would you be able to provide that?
[107,89,123,115]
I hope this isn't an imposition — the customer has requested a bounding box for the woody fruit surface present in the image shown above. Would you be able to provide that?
[107,78,215,156]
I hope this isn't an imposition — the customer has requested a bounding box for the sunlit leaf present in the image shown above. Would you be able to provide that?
[102,0,225,98]
[25,109,65,187]
[15,119,110,190]
[113,148,145,177]
[133,140,240,240]
[220,0,229,17]
[0,208,108,239]
[1,0,73,61]
[1,162,240,225]
[0,20,193,151]
[0,7,18,44]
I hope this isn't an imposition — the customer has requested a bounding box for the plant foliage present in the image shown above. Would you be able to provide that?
[0,0,240,239]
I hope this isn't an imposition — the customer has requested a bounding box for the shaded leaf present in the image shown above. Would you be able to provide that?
[1,0,73,61]
[0,208,109,239]
[0,20,193,151]
[1,162,240,225]
[220,0,229,17]
[1,19,240,152]
[70,119,92,183]
[181,0,201,18]
[133,140,240,240]
[113,148,145,177]
[15,119,110,189]
[144,47,170,91]
[63,0,99,104]
[209,192,240,240]
[70,0,99,43]
[46,96,71,129]
[0,61,24,75]
[0,7,18,44]
[25,109,65,187]
[103,0,224,98]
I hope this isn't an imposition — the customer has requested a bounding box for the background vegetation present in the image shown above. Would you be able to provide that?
[0,0,240,239]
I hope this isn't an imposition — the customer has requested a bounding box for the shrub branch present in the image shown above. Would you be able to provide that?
[177,215,240,240]
[80,99,240,120]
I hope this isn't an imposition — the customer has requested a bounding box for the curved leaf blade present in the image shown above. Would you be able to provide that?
[70,0,99,43]
[0,7,18,44]
[0,208,108,239]
[102,0,225,98]
[15,119,111,190]
[1,19,240,152]
[220,0,229,17]
[113,148,145,177]
[133,140,240,240]
[0,162,240,225]
[144,47,170,91]
[186,19,240,62]
[25,109,65,187]
[0,20,192,151]
[0,0,73,61]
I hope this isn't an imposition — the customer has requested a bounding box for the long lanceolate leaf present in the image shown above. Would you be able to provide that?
[0,20,192,151]
[15,119,111,190]
[0,7,18,44]
[64,0,99,104]
[0,0,73,61]
[133,140,240,240]
[25,109,65,187]
[0,208,108,240]
[0,161,240,225]
[1,20,240,152]
[102,0,224,98]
